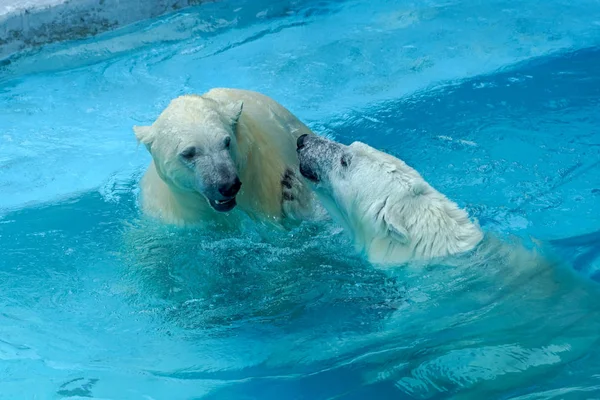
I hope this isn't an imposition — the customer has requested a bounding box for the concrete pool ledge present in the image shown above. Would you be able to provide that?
[0,0,211,59]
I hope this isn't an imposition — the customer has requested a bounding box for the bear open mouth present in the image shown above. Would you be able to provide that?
[209,197,237,212]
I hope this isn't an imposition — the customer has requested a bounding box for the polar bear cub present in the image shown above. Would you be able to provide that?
[134,88,316,228]
[296,134,484,265]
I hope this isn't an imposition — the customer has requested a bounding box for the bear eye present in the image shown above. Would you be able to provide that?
[340,153,351,168]
[179,146,197,160]
[223,136,231,149]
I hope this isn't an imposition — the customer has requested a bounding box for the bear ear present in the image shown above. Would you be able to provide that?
[225,100,244,125]
[382,207,410,245]
[133,125,154,146]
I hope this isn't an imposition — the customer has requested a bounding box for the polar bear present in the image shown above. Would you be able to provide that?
[295,136,600,400]
[295,133,484,265]
[133,88,316,228]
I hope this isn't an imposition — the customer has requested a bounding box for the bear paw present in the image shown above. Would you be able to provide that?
[281,168,313,222]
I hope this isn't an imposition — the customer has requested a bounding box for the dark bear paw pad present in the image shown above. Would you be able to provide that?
[282,169,297,202]
[283,191,295,201]
[281,169,294,189]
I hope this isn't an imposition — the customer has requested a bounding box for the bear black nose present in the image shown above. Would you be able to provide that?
[219,177,242,197]
[297,134,309,150]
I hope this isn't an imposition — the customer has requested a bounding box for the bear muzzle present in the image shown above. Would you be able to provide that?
[218,177,242,198]
[207,177,241,212]
[296,134,323,183]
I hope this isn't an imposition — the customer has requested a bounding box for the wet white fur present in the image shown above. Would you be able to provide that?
[312,141,484,266]
[134,88,315,228]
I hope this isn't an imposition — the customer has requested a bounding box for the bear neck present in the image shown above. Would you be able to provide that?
[356,186,484,266]
[232,115,297,222]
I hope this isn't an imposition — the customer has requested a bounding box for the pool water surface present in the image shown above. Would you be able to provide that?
[1,0,600,398]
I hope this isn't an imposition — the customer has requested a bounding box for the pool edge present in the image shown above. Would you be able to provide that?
[0,0,215,60]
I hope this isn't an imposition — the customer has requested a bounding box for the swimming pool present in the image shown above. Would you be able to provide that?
[1,0,600,398]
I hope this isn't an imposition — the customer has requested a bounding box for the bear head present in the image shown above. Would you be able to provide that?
[134,95,244,212]
[296,133,483,264]
[296,134,416,243]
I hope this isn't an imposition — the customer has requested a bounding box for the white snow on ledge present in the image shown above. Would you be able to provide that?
[0,0,211,59]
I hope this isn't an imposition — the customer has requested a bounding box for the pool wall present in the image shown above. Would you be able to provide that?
[0,0,211,59]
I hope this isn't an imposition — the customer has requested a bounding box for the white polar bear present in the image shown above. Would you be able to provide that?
[133,88,316,228]
[295,135,600,400]
[295,133,484,265]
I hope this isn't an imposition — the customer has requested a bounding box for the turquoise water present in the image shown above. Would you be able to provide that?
[1,0,600,398]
